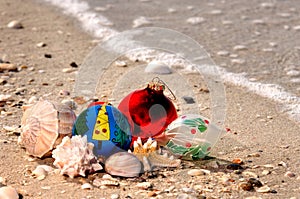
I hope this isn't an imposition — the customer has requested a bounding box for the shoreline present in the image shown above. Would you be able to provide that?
[43,0,300,126]
[0,0,299,198]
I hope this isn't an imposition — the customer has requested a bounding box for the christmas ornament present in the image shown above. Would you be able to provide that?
[72,104,132,159]
[118,78,178,144]
[165,114,221,160]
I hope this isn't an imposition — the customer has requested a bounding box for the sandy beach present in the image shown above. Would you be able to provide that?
[0,0,299,198]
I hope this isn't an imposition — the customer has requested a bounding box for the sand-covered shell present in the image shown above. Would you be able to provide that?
[19,99,76,158]
[52,135,103,178]
[105,152,142,178]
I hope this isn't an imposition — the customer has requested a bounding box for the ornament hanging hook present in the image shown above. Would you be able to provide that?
[151,77,176,101]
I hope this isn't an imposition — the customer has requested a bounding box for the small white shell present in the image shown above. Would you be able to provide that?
[105,152,142,178]
[52,135,103,178]
[81,183,93,190]
[256,185,271,193]
[32,165,54,180]
[0,186,19,199]
[93,177,119,187]
[19,99,76,158]
[145,61,172,74]
[32,166,47,178]
[7,20,23,29]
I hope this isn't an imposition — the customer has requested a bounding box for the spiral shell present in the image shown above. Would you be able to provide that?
[52,135,103,178]
[19,99,76,158]
[105,152,142,178]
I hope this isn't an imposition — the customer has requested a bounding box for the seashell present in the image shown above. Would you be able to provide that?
[105,152,142,178]
[132,16,152,28]
[0,63,18,72]
[52,135,103,178]
[136,182,153,190]
[81,183,93,190]
[144,61,172,74]
[130,137,181,172]
[0,177,7,185]
[256,185,270,193]
[0,186,19,199]
[187,169,205,176]
[32,165,54,180]
[19,99,76,158]
[35,165,54,173]
[7,20,23,29]
[186,17,205,25]
[93,177,120,187]
[32,166,47,180]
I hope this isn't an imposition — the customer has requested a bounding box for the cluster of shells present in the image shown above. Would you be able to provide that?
[19,99,180,178]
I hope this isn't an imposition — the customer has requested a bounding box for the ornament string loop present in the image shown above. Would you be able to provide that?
[150,77,176,101]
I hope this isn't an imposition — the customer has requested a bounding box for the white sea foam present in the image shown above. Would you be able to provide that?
[43,0,300,124]
[219,68,300,124]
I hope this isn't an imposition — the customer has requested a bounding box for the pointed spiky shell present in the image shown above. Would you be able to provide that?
[52,135,102,178]
[19,99,76,158]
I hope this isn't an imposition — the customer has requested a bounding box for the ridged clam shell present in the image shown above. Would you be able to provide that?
[105,152,142,178]
[19,99,76,158]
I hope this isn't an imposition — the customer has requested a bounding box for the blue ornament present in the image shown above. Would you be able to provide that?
[72,104,132,158]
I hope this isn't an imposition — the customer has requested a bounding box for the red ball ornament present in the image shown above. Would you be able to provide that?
[118,79,178,144]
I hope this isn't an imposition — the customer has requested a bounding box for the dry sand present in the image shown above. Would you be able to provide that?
[0,0,299,198]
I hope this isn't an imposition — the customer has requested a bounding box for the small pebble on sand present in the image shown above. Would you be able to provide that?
[136,182,153,190]
[210,9,222,15]
[110,193,120,199]
[36,42,46,47]
[217,51,230,56]
[252,19,266,25]
[186,17,205,25]
[239,182,253,191]
[182,96,195,104]
[233,45,248,51]
[256,185,270,193]
[262,170,270,175]
[44,54,52,58]
[293,25,300,31]
[187,169,205,176]
[7,20,23,29]
[0,63,18,72]
[167,8,176,13]
[231,59,245,65]
[260,2,274,8]
[286,70,300,77]
[62,68,77,73]
[132,16,152,28]
[115,60,127,67]
[284,171,296,178]
[81,183,93,190]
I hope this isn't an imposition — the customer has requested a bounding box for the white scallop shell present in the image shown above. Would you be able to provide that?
[144,61,172,74]
[19,99,76,158]
[105,152,142,178]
